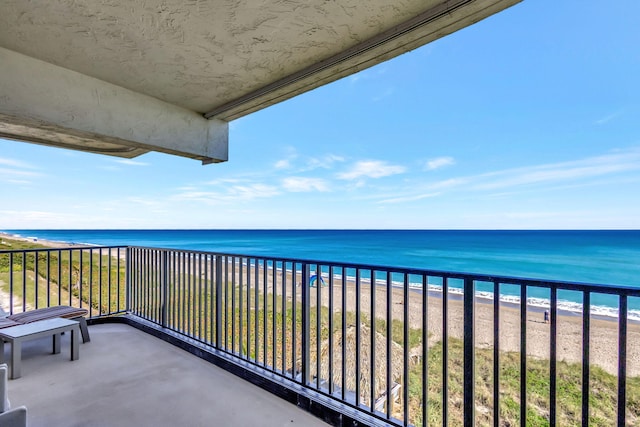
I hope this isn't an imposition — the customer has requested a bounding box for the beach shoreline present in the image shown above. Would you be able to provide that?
[0,231,92,249]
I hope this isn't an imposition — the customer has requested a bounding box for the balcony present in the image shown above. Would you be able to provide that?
[1,246,639,426]
[7,322,328,426]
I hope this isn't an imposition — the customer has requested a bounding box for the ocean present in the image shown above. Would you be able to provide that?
[4,229,640,320]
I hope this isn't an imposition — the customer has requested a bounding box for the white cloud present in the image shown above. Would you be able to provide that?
[274,159,291,169]
[595,111,622,125]
[372,87,395,102]
[173,183,279,204]
[378,192,440,204]
[282,177,330,192]
[337,160,406,180]
[0,158,37,169]
[0,157,41,182]
[0,167,41,178]
[115,159,149,166]
[204,178,245,186]
[425,156,455,171]
[305,154,345,170]
[472,148,640,191]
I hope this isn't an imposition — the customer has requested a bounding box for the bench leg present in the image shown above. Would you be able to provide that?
[53,333,61,354]
[74,317,91,343]
[71,326,79,361]
[11,340,22,379]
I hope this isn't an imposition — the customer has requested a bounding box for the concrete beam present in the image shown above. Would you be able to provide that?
[0,47,228,164]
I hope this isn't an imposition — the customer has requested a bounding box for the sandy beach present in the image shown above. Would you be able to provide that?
[1,232,88,249]
[268,265,640,377]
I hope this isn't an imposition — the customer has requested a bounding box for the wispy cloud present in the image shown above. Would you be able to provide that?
[471,148,640,191]
[368,147,640,204]
[173,183,279,204]
[275,159,292,169]
[115,159,149,166]
[337,160,406,180]
[0,158,37,169]
[305,154,345,171]
[282,177,330,192]
[378,192,440,204]
[372,87,395,102]
[0,157,41,184]
[595,111,623,125]
[424,156,455,171]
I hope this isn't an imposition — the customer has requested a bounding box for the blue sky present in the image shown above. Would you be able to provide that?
[2,0,639,229]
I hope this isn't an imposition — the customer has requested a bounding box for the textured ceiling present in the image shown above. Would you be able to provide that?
[0,0,520,162]
[0,0,519,119]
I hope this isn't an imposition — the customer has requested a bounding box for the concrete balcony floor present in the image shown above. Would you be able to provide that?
[6,322,330,427]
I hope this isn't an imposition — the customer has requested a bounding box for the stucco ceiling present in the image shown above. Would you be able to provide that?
[0,0,520,163]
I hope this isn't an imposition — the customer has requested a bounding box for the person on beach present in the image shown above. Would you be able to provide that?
[544,310,549,323]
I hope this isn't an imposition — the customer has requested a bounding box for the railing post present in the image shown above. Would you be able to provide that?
[125,247,131,313]
[463,277,475,426]
[215,256,223,348]
[161,250,168,328]
[301,263,310,386]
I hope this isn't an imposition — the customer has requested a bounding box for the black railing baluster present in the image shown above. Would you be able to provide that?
[403,273,409,426]
[370,269,376,412]
[8,253,13,313]
[550,287,557,427]
[520,284,527,427]
[442,276,449,427]
[292,262,297,381]
[422,275,428,427]
[24,252,28,311]
[301,263,310,386]
[386,270,392,419]
[34,251,38,308]
[355,268,361,406]
[46,251,51,308]
[342,267,347,401]
[493,281,500,427]
[215,256,223,348]
[328,265,334,395]
[618,295,627,427]
[463,277,475,427]
[79,250,84,310]
[582,292,591,427]
[316,263,321,390]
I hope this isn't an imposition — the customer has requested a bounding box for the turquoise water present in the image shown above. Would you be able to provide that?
[4,229,640,319]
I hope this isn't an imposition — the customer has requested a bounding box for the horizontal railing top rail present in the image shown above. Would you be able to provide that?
[127,245,640,296]
[0,245,128,254]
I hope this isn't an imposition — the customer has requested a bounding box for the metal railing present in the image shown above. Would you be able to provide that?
[0,246,127,317]
[2,245,639,426]
[127,246,640,427]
